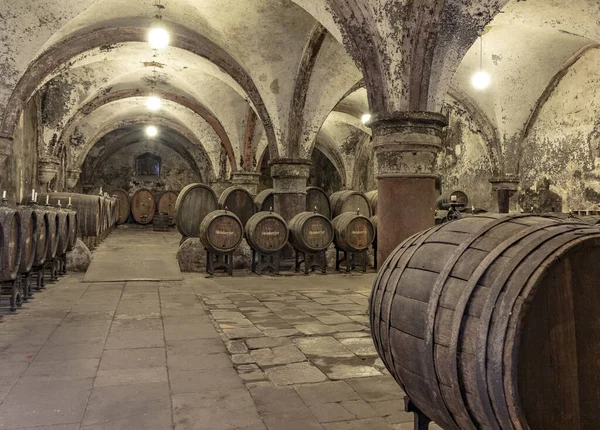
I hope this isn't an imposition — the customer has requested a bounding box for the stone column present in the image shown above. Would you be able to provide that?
[0,135,11,166]
[491,176,519,213]
[371,112,447,264]
[270,158,311,222]
[230,171,261,195]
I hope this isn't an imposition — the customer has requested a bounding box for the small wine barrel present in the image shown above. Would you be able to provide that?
[153,213,171,232]
[131,189,156,225]
[306,187,331,219]
[40,193,101,238]
[111,189,130,224]
[255,189,274,212]
[175,184,218,238]
[245,212,289,254]
[219,186,256,227]
[288,212,334,253]
[371,214,600,430]
[436,189,469,209]
[17,206,37,274]
[158,191,178,225]
[365,190,378,216]
[33,207,49,267]
[332,212,375,252]
[44,207,60,261]
[199,210,243,254]
[329,190,371,218]
[0,207,22,282]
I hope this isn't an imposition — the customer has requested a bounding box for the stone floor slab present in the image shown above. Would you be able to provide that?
[265,362,327,385]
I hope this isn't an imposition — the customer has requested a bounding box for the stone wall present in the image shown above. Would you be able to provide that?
[308,147,343,195]
[520,48,600,212]
[85,141,201,194]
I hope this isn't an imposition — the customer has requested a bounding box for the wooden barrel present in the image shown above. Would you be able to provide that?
[131,189,156,225]
[55,208,71,256]
[111,189,130,224]
[365,190,378,216]
[66,209,78,251]
[288,212,334,253]
[219,186,256,227]
[17,206,37,274]
[370,214,600,430]
[32,207,49,267]
[199,210,243,254]
[158,191,178,225]
[255,189,274,212]
[153,213,171,232]
[40,193,101,238]
[245,212,288,254]
[0,207,22,282]
[175,183,218,238]
[44,207,60,261]
[436,190,469,209]
[329,190,371,218]
[306,187,331,219]
[332,212,375,252]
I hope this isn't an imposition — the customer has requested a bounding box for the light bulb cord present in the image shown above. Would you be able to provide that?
[479,35,483,72]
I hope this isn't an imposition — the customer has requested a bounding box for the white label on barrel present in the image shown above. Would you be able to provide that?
[216,230,235,236]
[261,231,280,236]
[309,230,325,235]
[352,229,367,235]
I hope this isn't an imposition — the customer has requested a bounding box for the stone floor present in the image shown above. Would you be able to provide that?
[0,229,440,430]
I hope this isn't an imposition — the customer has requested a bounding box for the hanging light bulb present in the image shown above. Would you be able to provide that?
[146,96,162,111]
[472,35,491,90]
[146,126,158,137]
[361,114,371,124]
[148,28,169,49]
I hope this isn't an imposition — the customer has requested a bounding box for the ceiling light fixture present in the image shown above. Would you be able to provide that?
[146,96,162,111]
[472,35,491,90]
[146,125,158,137]
[148,28,169,49]
[361,114,371,124]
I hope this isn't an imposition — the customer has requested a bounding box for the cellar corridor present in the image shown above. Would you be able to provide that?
[0,232,437,429]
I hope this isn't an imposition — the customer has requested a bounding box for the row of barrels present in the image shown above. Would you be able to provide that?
[111,189,179,226]
[197,208,376,260]
[0,199,79,311]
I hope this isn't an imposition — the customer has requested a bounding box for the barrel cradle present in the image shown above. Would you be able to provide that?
[245,212,288,254]
[111,189,130,224]
[199,210,244,254]
[219,186,256,227]
[306,187,331,219]
[330,190,372,219]
[131,189,156,225]
[254,189,274,212]
[370,214,600,430]
[175,183,218,239]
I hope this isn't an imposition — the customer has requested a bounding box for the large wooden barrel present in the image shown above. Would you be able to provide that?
[245,212,288,254]
[131,189,156,225]
[158,191,178,225]
[306,187,331,219]
[0,207,22,281]
[66,209,78,251]
[175,184,218,238]
[199,210,243,254]
[370,214,600,430]
[32,207,49,267]
[332,212,375,252]
[329,190,371,218]
[40,193,101,238]
[255,189,274,212]
[219,186,256,227]
[288,212,334,253]
[17,206,38,274]
[55,208,71,256]
[365,190,378,216]
[44,207,60,261]
[111,189,130,224]
[436,190,469,209]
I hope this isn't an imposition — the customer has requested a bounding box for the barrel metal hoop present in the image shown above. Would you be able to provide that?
[424,214,546,430]
[448,219,567,429]
[484,226,600,428]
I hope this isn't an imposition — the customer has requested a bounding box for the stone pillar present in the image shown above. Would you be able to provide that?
[210,178,232,197]
[0,135,11,166]
[230,171,261,195]
[270,158,311,222]
[491,176,519,213]
[371,112,447,264]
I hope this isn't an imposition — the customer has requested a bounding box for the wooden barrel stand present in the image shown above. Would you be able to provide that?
[199,210,243,276]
